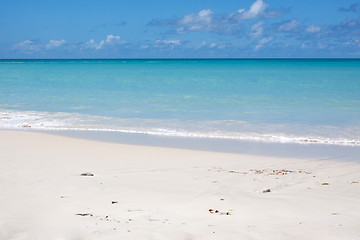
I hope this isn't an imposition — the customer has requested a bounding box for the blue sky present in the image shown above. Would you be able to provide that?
[1,0,360,58]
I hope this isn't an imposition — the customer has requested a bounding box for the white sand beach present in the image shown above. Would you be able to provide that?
[1,130,360,240]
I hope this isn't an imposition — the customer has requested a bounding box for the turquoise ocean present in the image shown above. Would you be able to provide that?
[1,59,360,146]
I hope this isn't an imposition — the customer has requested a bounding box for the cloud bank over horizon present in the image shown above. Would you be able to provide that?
[2,0,360,58]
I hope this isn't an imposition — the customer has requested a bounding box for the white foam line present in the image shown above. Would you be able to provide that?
[1,110,359,146]
[2,124,359,146]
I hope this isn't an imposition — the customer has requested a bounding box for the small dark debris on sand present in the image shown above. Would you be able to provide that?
[262,189,271,193]
[75,213,93,217]
[322,182,329,185]
[81,172,94,176]
[250,169,311,175]
[209,209,231,215]
[112,201,118,204]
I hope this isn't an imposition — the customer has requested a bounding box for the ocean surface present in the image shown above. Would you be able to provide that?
[1,59,360,146]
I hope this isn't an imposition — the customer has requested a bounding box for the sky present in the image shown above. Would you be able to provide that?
[1,0,360,58]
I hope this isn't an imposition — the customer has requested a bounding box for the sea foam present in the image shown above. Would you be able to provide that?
[1,110,359,146]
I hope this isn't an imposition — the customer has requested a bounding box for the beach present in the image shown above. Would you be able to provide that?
[2,0,360,238]
[1,130,359,240]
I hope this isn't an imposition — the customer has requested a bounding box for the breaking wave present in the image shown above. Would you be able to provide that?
[1,109,359,146]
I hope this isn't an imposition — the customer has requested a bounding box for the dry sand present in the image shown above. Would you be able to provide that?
[0,130,359,240]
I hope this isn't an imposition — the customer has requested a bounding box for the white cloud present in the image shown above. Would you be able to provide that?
[197,42,228,49]
[46,39,66,49]
[155,39,181,47]
[209,43,217,48]
[106,34,123,44]
[301,43,309,49]
[86,39,100,50]
[154,39,182,49]
[176,27,186,34]
[191,41,208,49]
[198,9,213,20]
[306,25,321,33]
[156,39,181,45]
[164,40,181,45]
[98,40,105,49]
[301,42,327,49]
[278,20,301,31]
[179,9,213,31]
[240,0,269,19]
[250,21,264,38]
[85,35,124,50]
[217,44,227,49]
[255,37,272,51]
[13,40,40,53]
[149,0,281,35]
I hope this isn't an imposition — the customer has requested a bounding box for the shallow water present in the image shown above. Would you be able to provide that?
[1,59,360,145]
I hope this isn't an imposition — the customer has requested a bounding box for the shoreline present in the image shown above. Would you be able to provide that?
[1,129,360,239]
[2,108,360,147]
[34,129,360,162]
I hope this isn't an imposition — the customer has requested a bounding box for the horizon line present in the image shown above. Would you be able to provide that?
[1,57,360,60]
